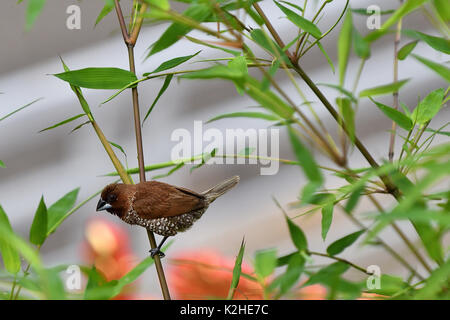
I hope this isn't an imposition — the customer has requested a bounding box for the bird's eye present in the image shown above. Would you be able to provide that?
[107,194,117,202]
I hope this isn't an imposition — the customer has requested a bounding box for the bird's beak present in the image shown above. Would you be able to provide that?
[96,198,112,212]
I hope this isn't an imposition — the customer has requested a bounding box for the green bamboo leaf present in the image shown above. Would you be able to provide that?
[336,98,355,142]
[365,0,429,42]
[344,185,364,213]
[95,0,114,26]
[370,98,413,130]
[85,241,172,299]
[403,29,450,54]
[254,248,277,279]
[352,27,370,59]
[0,160,5,168]
[274,1,321,39]
[359,79,410,98]
[152,162,184,180]
[109,141,127,158]
[70,120,90,134]
[0,98,42,122]
[26,0,46,30]
[54,68,138,90]
[366,274,408,296]
[148,3,212,57]
[285,215,308,252]
[143,74,173,124]
[250,29,284,57]
[29,196,48,246]
[318,83,357,103]
[0,205,21,274]
[432,0,450,22]
[227,238,245,300]
[411,88,446,125]
[304,262,349,286]
[46,188,80,236]
[279,1,303,12]
[279,253,305,295]
[327,230,365,256]
[317,41,335,74]
[206,111,280,124]
[184,36,240,56]
[288,126,323,185]
[397,40,419,60]
[338,11,353,86]
[414,259,450,299]
[351,8,395,16]
[321,203,334,241]
[39,114,86,133]
[412,54,450,83]
[180,65,244,80]
[143,51,201,76]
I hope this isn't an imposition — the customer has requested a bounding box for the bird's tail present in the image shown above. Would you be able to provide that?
[202,176,240,204]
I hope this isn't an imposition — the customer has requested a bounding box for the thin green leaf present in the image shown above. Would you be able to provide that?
[39,114,86,133]
[321,203,334,241]
[206,111,280,124]
[370,99,413,131]
[279,253,305,296]
[432,0,450,23]
[0,206,21,274]
[398,40,419,60]
[317,41,335,74]
[274,1,322,39]
[95,0,114,26]
[288,126,323,185]
[412,54,450,83]
[327,230,365,256]
[143,51,201,76]
[46,188,80,236]
[285,216,308,252]
[318,83,357,103]
[0,98,42,122]
[359,79,410,98]
[352,27,370,59]
[336,97,355,142]
[109,141,127,158]
[403,29,450,54]
[344,185,364,213]
[338,11,353,86]
[0,160,4,168]
[254,248,277,279]
[152,162,184,179]
[367,274,408,296]
[148,4,212,57]
[143,74,173,124]
[184,36,240,56]
[29,196,48,246]
[411,88,446,125]
[365,0,429,42]
[70,120,90,134]
[26,0,46,30]
[351,8,395,16]
[54,68,138,90]
[227,238,246,300]
[304,262,349,286]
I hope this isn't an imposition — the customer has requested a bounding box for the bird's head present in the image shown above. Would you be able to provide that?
[97,184,132,217]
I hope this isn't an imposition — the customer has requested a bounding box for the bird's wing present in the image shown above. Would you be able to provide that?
[133,181,205,219]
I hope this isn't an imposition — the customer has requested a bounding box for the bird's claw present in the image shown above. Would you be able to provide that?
[149,248,165,259]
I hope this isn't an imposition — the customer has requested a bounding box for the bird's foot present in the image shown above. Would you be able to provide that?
[149,248,165,259]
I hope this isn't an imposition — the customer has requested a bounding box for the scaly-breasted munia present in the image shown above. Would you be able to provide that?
[96,176,239,257]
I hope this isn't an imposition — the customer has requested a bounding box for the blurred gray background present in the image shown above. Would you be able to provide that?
[0,0,448,297]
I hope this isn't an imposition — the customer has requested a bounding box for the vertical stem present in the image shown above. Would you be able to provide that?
[388,0,403,162]
[114,0,171,300]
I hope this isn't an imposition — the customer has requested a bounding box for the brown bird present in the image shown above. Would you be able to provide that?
[96,176,239,258]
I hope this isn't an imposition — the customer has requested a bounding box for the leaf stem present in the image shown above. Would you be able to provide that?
[307,251,370,275]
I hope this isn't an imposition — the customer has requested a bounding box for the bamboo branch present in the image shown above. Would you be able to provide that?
[114,0,171,300]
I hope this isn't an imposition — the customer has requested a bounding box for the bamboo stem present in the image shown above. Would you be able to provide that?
[114,0,171,300]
